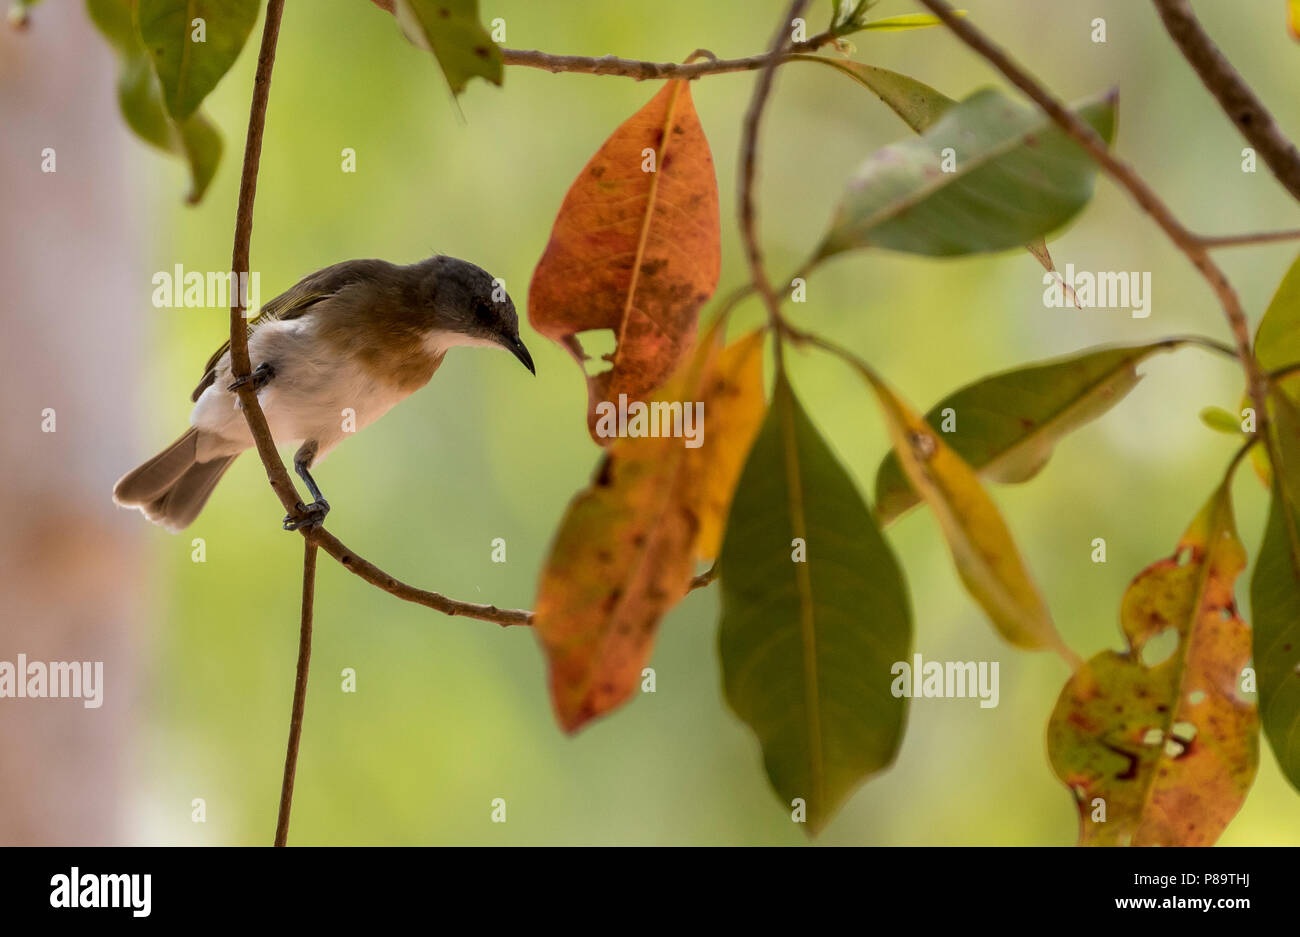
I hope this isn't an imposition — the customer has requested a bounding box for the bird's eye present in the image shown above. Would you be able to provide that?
[474,300,494,321]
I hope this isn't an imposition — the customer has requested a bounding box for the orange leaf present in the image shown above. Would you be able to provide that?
[533,325,765,731]
[528,80,722,443]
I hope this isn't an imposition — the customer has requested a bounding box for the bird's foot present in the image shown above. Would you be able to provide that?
[228,361,276,393]
[283,499,329,531]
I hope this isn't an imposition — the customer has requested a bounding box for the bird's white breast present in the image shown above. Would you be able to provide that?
[189,316,417,463]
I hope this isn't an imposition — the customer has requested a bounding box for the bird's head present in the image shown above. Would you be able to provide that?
[414,255,534,374]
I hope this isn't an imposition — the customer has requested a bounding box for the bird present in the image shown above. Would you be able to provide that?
[113,254,534,532]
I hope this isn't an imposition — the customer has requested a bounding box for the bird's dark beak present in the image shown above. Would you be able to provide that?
[505,334,535,375]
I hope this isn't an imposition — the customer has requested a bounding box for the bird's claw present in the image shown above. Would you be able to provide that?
[283,499,329,531]
[229,361,276,393]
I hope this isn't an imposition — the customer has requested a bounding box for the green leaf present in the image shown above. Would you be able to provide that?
[1252,250,1300,400]
[788,56,954,133]
[1200,405,1244,435]
[392,0,503,96]
[792,57,1072,298]
[815,87,1117,259]
[718,371,911,835]
[852,361,1070,656]
[137,0,260,122]
[1049,481,1257,845]
[87,0,223,204]
[875,342,1180,524]
[1251,391,1300,793]
[855,12,960,31]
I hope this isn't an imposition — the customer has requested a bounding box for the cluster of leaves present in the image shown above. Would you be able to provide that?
[66,0,1300,842]
[519,19,1300,843]
[80,0,498,203]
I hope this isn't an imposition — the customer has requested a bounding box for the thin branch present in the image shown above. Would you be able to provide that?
[307,528,534,626]
[1196,228,1300,249]
[227,0,299,521]
[1152,0,1300,204]
[500,33,838,82]
[739,0,810,360]
[275,538,317,847]
[913,0,1272,462]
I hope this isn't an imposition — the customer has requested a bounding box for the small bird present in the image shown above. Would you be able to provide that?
[114,254,534,532]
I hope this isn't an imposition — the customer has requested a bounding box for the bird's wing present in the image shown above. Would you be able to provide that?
[190,260,386,402]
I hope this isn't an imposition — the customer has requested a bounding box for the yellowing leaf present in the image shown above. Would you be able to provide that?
[856,366,1069,656]
[1049,482,1258,846]
[529,80,722,443]
[694,331,766,560]
[533,325,765,731]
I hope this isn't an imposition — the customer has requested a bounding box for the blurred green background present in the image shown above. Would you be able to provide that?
[9,0,1300,845]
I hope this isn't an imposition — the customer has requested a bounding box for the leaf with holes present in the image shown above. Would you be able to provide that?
[386,0,503,95]
[854,364,1069,655]
[137,0,260,122]
[1250,391,1300,792]
[87,0,223,204]
[528,80,722,443]
[874,342,1184,524]
[533,325,764,731]
[1049,482,1258,846]
[718,371,911,835]
[814,87,1116,259]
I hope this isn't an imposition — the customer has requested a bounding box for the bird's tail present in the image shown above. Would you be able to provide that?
[113,428,238,532]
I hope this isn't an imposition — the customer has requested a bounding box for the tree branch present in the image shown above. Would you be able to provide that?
[275,537,316,847]
[913,0,1272,465]
[739,0,810,349]
[307,527,535,626]
[1152,0,1300,204]
[1196,228,1300,249]
[500,32,838,82]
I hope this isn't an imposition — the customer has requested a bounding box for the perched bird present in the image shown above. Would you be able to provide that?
[114,255,534,532]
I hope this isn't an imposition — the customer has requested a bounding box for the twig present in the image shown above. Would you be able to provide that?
[1152,0,1300,204]
[500,34,837,82]
[913,0,1272,466]
[738,0,810,359]
[275,538,316,847]
[307,528,534,626]
[1196,228,1300,249]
